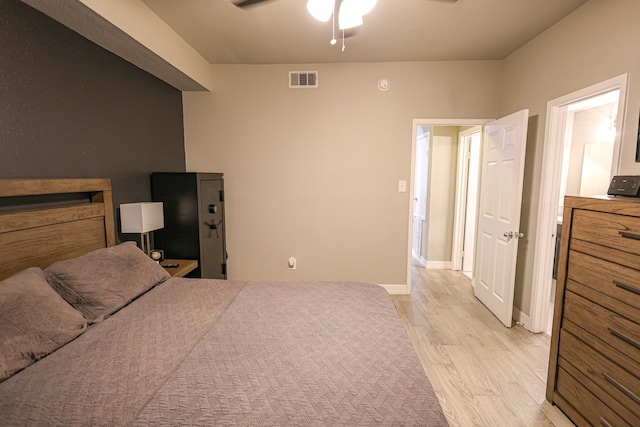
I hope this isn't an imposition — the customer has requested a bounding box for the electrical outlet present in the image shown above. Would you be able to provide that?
[288,257,297,270]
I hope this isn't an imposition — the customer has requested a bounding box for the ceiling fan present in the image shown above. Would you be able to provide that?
[234,0,457,27]
[232,0,367,29]
[234,0,458,7]
[233,0,457,50]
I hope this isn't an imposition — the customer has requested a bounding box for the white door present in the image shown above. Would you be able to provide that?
[474,109,529,327]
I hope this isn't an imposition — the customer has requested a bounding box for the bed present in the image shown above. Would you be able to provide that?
[0,178,447,426]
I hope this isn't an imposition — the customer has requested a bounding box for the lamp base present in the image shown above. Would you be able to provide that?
[140,232,151,256]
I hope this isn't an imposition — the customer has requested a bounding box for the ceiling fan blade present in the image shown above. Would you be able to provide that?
[234,0,275,8]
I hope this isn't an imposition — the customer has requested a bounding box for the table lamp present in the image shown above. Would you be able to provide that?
[120,202,164,256]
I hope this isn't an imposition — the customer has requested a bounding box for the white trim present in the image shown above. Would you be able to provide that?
[412,254,427,267]
[426,261,453,270]
[513,307,530,328]
[451,126,482,271]
[379,283,410,295]
[451,134,468,271]
[529,73,629,333]
[408,119,492,294]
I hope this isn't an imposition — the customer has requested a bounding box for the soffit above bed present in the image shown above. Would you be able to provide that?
[21,0,212,92]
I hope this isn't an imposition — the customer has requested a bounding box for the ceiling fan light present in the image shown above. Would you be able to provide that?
[338,0,363,30]
[307,0,335,22]
[352,0,377,16]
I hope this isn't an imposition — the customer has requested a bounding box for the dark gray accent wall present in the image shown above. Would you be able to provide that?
[0,0,186,229]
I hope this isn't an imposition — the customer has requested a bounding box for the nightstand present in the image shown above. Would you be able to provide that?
[161,259,198,278]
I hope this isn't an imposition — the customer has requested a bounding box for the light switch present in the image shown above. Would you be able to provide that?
[398,180,407,192]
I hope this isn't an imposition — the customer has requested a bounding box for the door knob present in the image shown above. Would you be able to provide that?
[503,231,524,241]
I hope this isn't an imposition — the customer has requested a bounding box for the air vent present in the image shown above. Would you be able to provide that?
[289,71,318,88]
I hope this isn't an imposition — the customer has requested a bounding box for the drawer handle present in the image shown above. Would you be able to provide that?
[618,230,640,241]
[603,373,640,404]
[608,327,640,350]
[613,280,640,296]
[600,417,613,427]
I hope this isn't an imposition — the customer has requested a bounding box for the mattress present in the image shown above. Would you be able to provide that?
[0,279,447,426]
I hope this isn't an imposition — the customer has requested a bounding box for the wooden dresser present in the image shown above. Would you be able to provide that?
[547,196,640,426]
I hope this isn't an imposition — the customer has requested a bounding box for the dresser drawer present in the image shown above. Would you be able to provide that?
[559,329,640,416]
[567,250,640,313]
[572,209,640,256]
[548,197,640,426]
[563,290,640,365]
[556,366,633,427]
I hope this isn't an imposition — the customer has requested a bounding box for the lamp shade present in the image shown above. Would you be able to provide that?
[120,202,164,233]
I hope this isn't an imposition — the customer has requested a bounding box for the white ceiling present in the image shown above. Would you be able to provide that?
[140,0,589,65]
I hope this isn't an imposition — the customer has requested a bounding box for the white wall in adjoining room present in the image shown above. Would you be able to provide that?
[567,105,617,197]
[183,61,501,284]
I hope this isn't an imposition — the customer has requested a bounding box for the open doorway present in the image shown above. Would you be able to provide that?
[530,74,628,334]
[407,119,490,290]
[549,90,619,334]
[409,113,530,328]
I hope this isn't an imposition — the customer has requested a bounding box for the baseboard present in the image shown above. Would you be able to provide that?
[426,261,452,269]
[411,254,426,267]
[513,307,530,328]
[379,283,410,295]
[542,401,575,427]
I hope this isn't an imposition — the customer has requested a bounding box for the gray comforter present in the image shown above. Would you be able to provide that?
[0,279,447,426]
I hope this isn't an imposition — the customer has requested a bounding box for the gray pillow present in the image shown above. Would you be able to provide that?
[45,242,170,323]
[0,267,87,382]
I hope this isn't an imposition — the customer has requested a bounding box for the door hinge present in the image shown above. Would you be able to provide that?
[219,190,224,202]
[221,263,227,275]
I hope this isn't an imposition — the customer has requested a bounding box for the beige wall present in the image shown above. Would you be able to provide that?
[184,61,500,283]
[183,0,640,315]
[427,126,459,263]
[500,0,640,315]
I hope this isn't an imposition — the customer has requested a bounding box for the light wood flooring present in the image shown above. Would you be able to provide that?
[391,266,555,426]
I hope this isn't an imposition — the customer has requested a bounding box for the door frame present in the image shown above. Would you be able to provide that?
[451,126,482,272]
[407,119,492,292]
[528,73,629,333]
[412,127,432,266]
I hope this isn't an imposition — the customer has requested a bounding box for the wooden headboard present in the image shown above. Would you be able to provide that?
[0,179,116,280]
